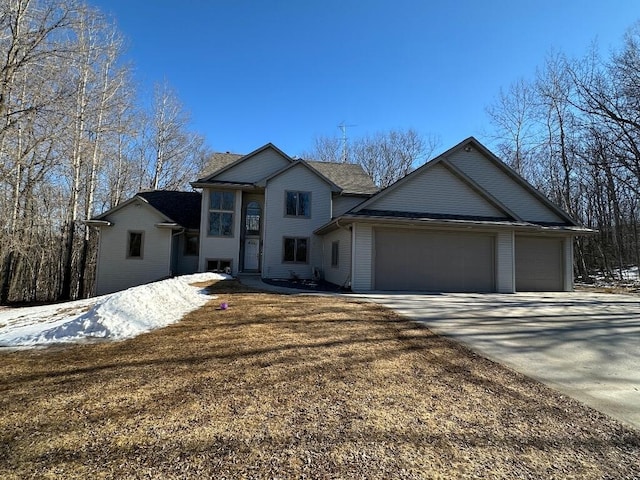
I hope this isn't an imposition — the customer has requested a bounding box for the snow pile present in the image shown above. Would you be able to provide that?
[0,273,227,347]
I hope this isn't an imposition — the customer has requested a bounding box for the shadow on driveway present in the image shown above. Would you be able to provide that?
[354,291,640,431]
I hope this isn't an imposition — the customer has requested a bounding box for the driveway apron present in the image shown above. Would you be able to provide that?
[355,291,640,430]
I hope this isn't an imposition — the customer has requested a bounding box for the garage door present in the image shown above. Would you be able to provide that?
[374,229,495,292]
[515,236,563,291]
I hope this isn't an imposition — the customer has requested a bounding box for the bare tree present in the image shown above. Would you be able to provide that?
[304,128,439,188]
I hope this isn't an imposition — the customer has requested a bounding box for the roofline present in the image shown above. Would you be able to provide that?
[256,159,342,192]
[195,142,294,183]
[91,193,179,226]
[315,213,596,236]
[351,136,581,227]
[85,219,113,227]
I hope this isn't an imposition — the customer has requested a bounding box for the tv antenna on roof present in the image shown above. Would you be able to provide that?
[338,121,356,163]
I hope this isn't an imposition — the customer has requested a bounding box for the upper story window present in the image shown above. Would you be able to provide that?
[285,191,311,217]
[209,190,235,237]
[245,201,261,236]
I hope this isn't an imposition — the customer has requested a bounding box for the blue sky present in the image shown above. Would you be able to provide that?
[91,0,637,157]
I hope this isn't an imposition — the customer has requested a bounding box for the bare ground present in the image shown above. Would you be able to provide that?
[1,280,639,479]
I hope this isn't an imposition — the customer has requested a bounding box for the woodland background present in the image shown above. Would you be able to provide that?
[2,0,639,303]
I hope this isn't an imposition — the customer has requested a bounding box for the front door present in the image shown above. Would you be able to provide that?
[244,238,260,270]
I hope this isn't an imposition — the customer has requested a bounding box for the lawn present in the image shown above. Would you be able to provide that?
[1,280,639,479]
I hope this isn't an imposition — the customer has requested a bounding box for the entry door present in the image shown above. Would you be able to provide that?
[244,238,260,270]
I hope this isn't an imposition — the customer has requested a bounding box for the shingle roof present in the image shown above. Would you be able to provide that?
[199,151,243,179]
[305,160,379,195]
[137,191,201,229]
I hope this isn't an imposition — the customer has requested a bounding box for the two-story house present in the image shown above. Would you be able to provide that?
[90,137,590,295]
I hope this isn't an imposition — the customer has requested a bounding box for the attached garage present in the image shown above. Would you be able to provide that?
[515,236,564,291]
[374,228,495,292]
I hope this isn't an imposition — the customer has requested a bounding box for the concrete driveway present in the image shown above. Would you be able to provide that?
[355,291,640,430]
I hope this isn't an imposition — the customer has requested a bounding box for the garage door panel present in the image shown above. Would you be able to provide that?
[515,236,563,291]
[374,229,495,292]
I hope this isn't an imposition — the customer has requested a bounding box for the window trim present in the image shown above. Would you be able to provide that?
[127,230,144,259]
[208,190,235,237]
[282,236,309,264]
[206,258,232,274]
[331,240,339,268]
[284,190,311,218]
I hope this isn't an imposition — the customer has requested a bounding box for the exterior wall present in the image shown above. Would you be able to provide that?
[564,236,574,291]
[367,163,504,217]
[495,230,515,293]
[332,195,367,217]
[215,148,290,183]
[198,188,242,274]
[262,164,332,279]
[351,223,374,291]
[96,201,172,295]
[321,226,352,288]
[447,149,564,223]
[174,232,199,275]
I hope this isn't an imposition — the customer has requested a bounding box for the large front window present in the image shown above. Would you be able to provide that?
[285,191,310,217]
[283,237,308,263]
[209,190,234,236]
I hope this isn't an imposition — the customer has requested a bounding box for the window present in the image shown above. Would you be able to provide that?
[207,259,232,273]
[285,191,310,217]
[331,241,339,267]
[184,232,199,256]
[127,231,144,258]
[283,237,308,263]
[209,190,235,236]
[245,201,261,235]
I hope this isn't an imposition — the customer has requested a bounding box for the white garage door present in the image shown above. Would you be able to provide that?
[515,236,563,291]
[374,229,495,292]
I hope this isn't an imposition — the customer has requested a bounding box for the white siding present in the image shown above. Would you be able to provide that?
[215,148,290,183]
[198,189,242,274]
[321,227,352,288]
[351,223,373,291]
[447,149,564,223]
[495,230,515,293]
[332,195,367,217]
[367,164,504,217]
[96,201,172,295]
[262,164,332,279]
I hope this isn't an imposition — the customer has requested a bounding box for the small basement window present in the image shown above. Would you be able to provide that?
[207,259,232,273]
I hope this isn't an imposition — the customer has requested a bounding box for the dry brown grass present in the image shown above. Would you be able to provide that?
[1,280,639,479]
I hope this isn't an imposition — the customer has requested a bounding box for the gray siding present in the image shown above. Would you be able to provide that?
[198,188,242,274]
[321,227,352,288]
[215,149,290,183]
[96,201,172,295]
[495,230,515,293]
[366,163,504,217]
[447,149,564,223]
[332,195,367,217]
[174,233,199,275]
[262,164,333,279]
[351,223,373,291]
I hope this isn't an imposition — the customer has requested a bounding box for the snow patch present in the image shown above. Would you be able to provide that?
[0,273,228,347]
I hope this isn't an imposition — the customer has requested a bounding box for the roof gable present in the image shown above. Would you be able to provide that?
[195,143,293,184]
[93,191,201,229]
[354,137,578,226]
[362,162,509,218]
[258,160,342,192]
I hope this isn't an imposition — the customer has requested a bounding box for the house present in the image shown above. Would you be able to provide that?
[90,137,590,295]
[88,190,202,295]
